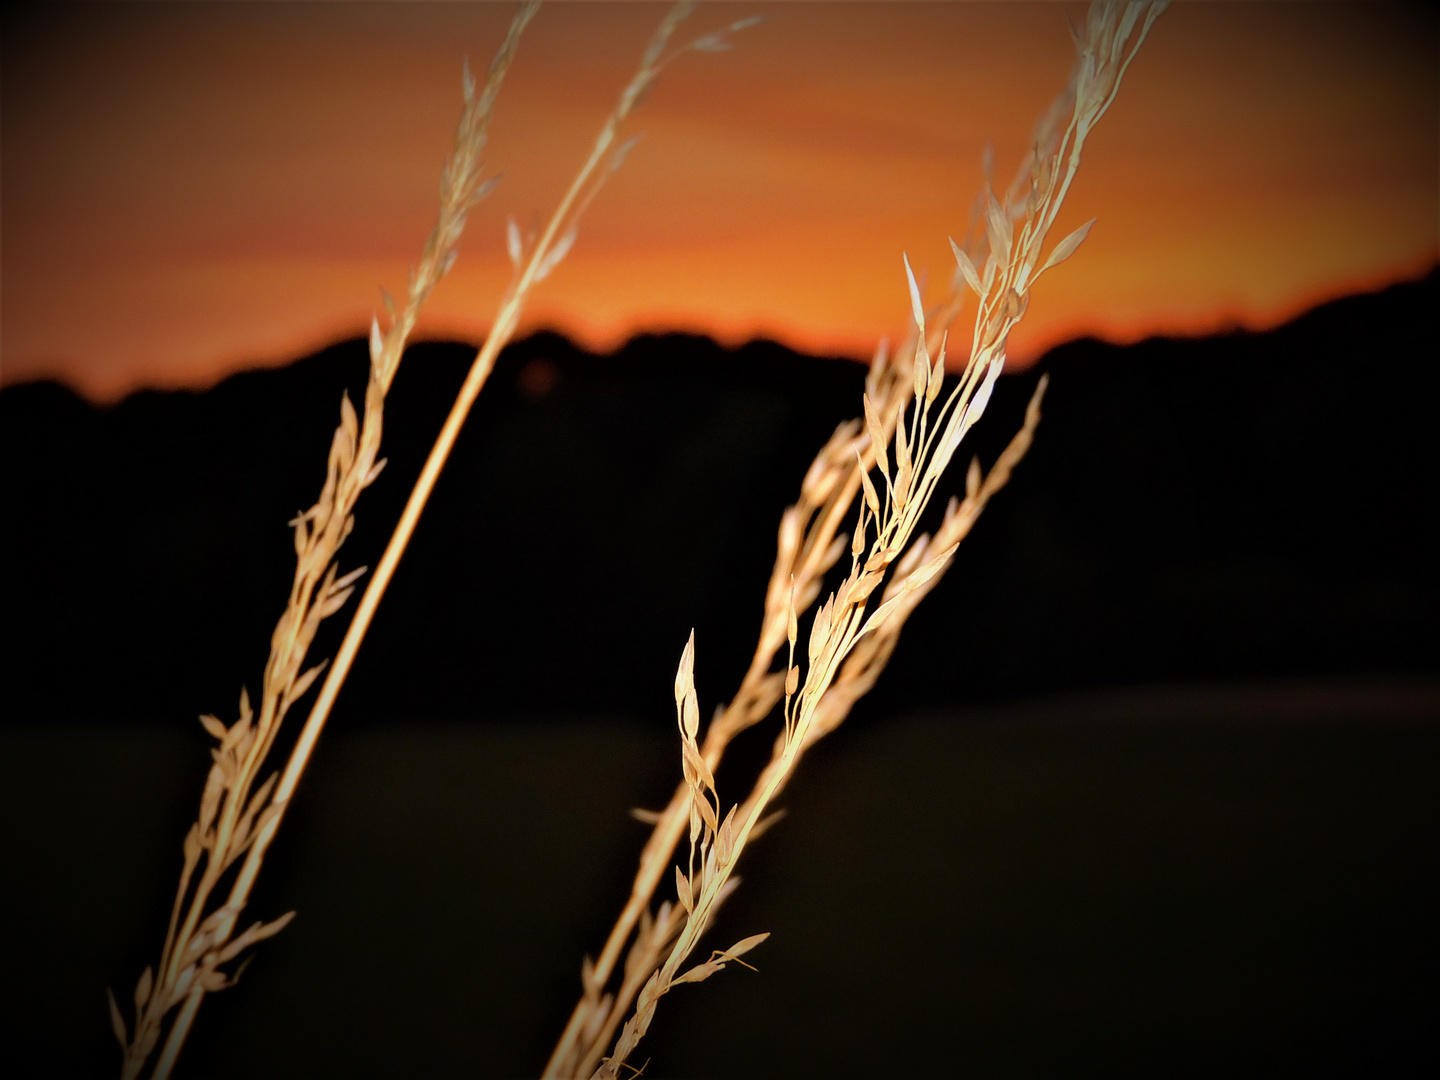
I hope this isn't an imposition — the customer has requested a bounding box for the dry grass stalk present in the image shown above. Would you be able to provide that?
[552,4,1169,1076]
[115,2,762,1074]
[112,9,537,1076]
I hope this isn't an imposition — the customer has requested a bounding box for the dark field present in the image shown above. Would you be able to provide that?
[6,682,1435,1078]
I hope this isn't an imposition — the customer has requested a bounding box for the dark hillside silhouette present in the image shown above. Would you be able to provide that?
[2,271,1435,725]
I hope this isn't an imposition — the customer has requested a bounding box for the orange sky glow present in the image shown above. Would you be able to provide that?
[2,1,1436,403]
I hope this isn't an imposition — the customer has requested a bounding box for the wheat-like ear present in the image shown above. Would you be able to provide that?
[125,2,761,1078]
[118,7,544,1078]
[562,4,1168,1077]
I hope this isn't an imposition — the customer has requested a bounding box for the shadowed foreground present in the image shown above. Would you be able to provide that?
[6,681,1436,1078]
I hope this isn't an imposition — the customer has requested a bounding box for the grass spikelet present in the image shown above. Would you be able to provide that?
[115,2,754,1074]
[549,4,1168,1076]
[116,12,539,1065]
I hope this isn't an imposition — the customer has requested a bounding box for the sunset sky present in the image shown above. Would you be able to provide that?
[2,1,1436,403]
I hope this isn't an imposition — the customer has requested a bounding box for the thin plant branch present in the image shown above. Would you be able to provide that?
[114,9,539,1077]
[563,4,1169,1076]
[121,3,763,1077]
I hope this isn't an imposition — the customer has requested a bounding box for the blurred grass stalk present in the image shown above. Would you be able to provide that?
[545,4,1170,1076]
[109,3,766,1076]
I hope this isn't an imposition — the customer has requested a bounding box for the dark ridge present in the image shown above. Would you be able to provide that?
[2,270,1436,726]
